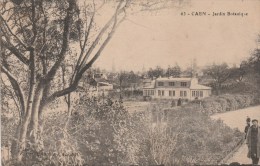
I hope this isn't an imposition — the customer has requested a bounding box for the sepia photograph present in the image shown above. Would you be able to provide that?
[1,0,260,165]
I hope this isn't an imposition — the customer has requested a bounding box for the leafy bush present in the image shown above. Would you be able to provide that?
[199,94,259,115]
[67,96,141,165]
[2,92,256,165]
[160,107,243,165]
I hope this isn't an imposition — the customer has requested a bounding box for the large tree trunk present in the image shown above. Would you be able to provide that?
[29,84,44,146]
[12,83,44,162]
[15,111,32,162]
[15,84,36,161]
[10,121,22,159]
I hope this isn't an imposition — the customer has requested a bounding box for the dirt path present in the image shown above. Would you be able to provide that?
[211,105,260,165]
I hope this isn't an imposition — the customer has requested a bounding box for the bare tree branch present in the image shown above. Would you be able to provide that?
[80,3,126,74]
[44,0,76,82]
[1,65,26,115]
[44,1,127,106]
[1,39,29,66]
[74,12,95,76]
[1,77,22,118]
[30,0,37,44]
[0,15,29,49]
[78,1,125,70]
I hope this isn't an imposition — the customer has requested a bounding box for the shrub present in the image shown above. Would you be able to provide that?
[198,93,258,115]
[68,95,143,166]
[145,104,244,165]
[2,92,255,165]
[201,98,223,114]
[216,97,228,112]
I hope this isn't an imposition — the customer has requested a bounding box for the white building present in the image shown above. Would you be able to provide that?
[96,82,113,92]
[143,77,211,100]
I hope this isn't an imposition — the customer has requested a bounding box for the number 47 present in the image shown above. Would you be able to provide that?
[181,12,186,16]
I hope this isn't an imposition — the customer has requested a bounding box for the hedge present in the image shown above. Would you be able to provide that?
[147,105,244,165]
[196,94,259,115]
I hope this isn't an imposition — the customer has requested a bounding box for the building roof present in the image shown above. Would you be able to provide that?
[156,77,192,81]
[143,80,156,89]
[98,82,113,86]
[190,84,212,90]
[142,77,212,90]
[143,78,152,82]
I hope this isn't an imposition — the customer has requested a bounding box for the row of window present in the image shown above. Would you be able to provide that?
[143,90,155,96]
[158,90,187,97]
[158,82,187,87]
[192,91,203,97]
[180,91,187,97]
[144,90,204,97]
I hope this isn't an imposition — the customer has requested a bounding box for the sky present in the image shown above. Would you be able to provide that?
[94,0,260,72]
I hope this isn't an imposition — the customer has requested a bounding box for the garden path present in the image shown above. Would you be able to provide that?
[211,105,260,165]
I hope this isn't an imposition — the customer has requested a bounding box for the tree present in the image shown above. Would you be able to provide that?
[0,0,190,162]
[147,66,164,79]
[71,95,132,165]
[118,71,128,97]
[183,59,198,78]
[248,34,260,76]
[228,61,247,82]
[248,48,260,75]
[165,64,182,77]
[202,63,231,95]
[0,0,128,161]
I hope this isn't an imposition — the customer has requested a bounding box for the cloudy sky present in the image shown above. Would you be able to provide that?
[94,0,260,72]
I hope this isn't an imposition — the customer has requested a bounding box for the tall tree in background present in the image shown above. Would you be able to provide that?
[249,35,260,76]
[248,48,260,75]
[228,61,248,82]
[203,63,231,95]
[147,66,164,79]
[165,64,181,77]
[183,58,198,77]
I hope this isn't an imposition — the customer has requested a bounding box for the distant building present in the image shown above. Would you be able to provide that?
[143,77,211,100]
[79,73,113,96]
[96,82,113,92]
[142,78,153,87]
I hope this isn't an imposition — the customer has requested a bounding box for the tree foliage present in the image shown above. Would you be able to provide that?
[0,0,191,163]
[202,63,231,95]
[0,0,128,161]
[165,64,181,77]
[147,66,165,79]
[248,48,260,75]
[147,64,182,79]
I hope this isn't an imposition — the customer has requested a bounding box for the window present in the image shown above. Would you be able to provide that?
[181,82,187,87]
[200,91,203,97]
[192,91,203,97]
[184,91,187,97]
[192,91,195,97]
[180,91,183,97]
[158,82,164,86]
[158,90,161,96]
[162,90,164,96]
[169,82,175,86]
[169,91,175,96]
[145,90,154,96]
[150,90,154,96]
[180,91,187,97]
[196,91,199,97]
